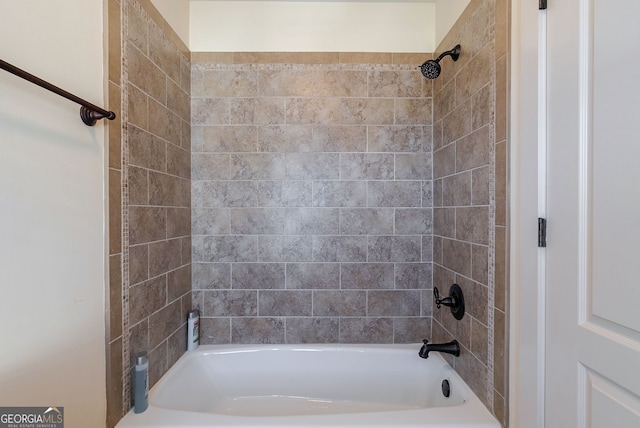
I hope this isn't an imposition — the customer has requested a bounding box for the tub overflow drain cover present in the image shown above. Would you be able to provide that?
[441,379,451,398]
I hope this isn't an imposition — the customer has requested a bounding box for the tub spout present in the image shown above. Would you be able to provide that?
[418,339,460,359]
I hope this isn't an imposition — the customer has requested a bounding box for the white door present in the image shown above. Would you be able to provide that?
[545,0,640,426]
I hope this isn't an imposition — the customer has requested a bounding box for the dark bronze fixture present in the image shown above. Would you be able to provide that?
[419,44,461,79]
[0,58,116,126]
[434,283,465,320]
[418,339,461,359]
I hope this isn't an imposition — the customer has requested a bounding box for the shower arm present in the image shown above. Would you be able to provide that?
[435,45,461,63]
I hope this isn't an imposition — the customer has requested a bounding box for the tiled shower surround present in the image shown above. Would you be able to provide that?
[107,0,191,425]
[190,54,435,344]
[105,0,510,427]
[430,0,509,425]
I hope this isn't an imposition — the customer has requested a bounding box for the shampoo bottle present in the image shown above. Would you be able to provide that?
[133,352,148,413]
[187,309,200,351]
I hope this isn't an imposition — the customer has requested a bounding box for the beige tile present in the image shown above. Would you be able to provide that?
[495,0,509,60]
[203,69,258,97]
[167,78,190,122]
[108,0,121,85]
[127,0,148,55]
[442,171,472,206]
[127,42,166,103]
[314,70,367,97]
[148,171,184,207]
[149,238,183,277]
[339,52,392,64]
[496,54,508,143]
[167,207,191,239]
[433,119,444,151]
[128,166,148,206]
[441,238,471,277]
[191,52,234,65]
[367,290,421,316]
[258,69,314,97]
[454,348,489,408]
[434,77,456,121]
[433,208,456,238]
[108,82,122,170]
[286,52,339,64]
[149,299,183,349]
[128,126,166,172]
[495,226,507,312]
[339,317,393,343]
[495,141,507,226]
[148,341,168,388]
[494,308,507,396]
[456,206,490,245]
[393,53,429,65]
[148,21,181,84]
[471,244,489,285]
[286,318,340,343]
[166,142,190,179]
[433,143,456,179]
[457,276,488,325]
[127,84,148,130]
[368,71,423,98]
[395,98,433,125]
[470,317,489,365]
[493,389,507,427]
[442,99,473,146]
[129,276,167,325]
[231,317,285,343]
[108,169,121,255]
[456,43,494,104]
[109,254,122,340]
[234,52,287,64]
[472,83,493,131]
[472,165,491,205]
[458,1,492,62]
[455,124,491,172]
[167,264,191,301]
[129,206,166,245]
[148,99,181,146]
[129,243,149,286]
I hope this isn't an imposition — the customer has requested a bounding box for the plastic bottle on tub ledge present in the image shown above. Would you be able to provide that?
[133,352,148,413]
[187,309,200,351]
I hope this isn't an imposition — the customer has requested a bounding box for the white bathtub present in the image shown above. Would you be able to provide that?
[117,344,500,428]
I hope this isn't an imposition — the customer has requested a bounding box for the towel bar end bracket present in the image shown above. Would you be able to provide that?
[80,106,116,126]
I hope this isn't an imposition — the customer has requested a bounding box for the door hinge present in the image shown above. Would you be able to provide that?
[538,218,547,247]
[539,0,547,10]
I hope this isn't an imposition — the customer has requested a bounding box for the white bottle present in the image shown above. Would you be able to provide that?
[187,309,200,351]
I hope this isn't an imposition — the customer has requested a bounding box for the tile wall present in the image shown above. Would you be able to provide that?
[430,0,509,425]
[190,53,435,344]
[106,0,191,426]
[105,1,509,426]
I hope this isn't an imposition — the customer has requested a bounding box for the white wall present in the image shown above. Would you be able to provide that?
[434,0,471,47]
[0,1,106,426]
[190,1,435,52]
[151,0,190,46]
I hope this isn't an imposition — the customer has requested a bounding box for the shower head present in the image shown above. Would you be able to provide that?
[419,44,461,79]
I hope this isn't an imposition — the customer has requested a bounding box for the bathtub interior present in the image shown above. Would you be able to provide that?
[150,344,468,417]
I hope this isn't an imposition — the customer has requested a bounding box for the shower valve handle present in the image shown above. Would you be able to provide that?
[434,286,456,308]
[433,284,466,320]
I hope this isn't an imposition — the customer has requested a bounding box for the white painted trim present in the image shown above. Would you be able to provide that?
[509,0,545,426]
[576,0,593,424]
[536,8,547,428]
